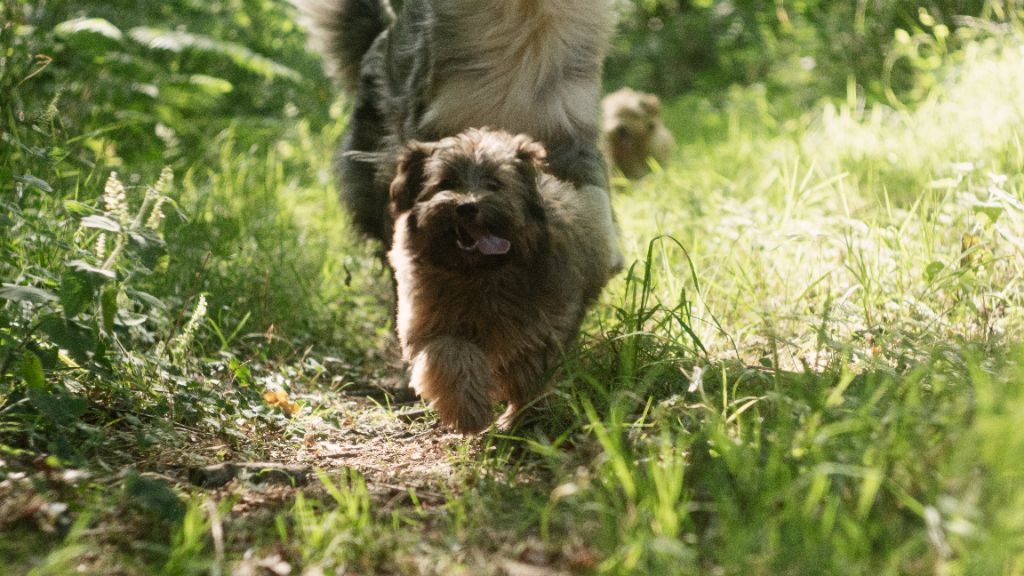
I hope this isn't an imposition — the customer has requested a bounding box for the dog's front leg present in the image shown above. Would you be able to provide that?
[579,183,625,275]
[493,353,550,431]
[410,337,494,434]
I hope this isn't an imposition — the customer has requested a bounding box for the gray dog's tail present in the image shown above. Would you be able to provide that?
[293,0,394,88]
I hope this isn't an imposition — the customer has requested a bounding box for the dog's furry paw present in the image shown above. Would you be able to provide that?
[495,405,519,432]
[410,338,495,435]
[447,399,494,435]
[495,393,555,433]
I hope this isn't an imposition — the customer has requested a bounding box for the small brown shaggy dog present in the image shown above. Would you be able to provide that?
[601,87,677,180]
[387,129,615,433]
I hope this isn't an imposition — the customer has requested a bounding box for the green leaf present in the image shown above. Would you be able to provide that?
[39,316,97,365]
[0,284,59,304]
[189,74,234,95]
[27,386,87,424]
[154,255,170,274]
[14,174,53,193]
[20,351,46,390]
[124,471,186,523]
[230,358,252,387]
[925,261,945,283]
[64,200,96,215]
[29,343,61,370]
[128,229,164,249]
[116,313,149,328]
[973,201,1004,223]
[59,274,94,318]
[93,338,110,369]
[125,289,166,310]
[80,215,122,232]
[55,17,125,41]
[22,351,87,424]
[127,230,167,269]
[67,260,117,281]
[101,286,118,334]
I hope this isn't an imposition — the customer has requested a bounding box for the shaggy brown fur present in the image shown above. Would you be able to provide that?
[601,87,677,180]
[388,129,614,433]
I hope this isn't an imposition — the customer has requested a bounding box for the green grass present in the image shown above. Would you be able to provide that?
[2,2,1024,575]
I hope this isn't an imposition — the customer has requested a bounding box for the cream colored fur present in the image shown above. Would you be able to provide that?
[422,0,614,141]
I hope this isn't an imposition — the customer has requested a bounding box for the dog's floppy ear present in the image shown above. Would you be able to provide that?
[512,135,547,182]
[390,141,435,214]
[640,93,662,116]
[511,135,549,222]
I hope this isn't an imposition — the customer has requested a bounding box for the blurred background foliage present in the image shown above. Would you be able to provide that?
[3,0,334,167]
[7,0,1019,153]
[5,0,1018,191]
[607,0,996,102]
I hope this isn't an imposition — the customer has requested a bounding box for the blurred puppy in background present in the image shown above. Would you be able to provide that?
[388,129,614,433]
[601,87,676,180]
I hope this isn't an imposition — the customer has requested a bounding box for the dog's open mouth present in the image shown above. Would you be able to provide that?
[456,224,511,256]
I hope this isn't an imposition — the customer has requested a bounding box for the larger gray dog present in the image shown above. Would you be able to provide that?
[297,0,621,262]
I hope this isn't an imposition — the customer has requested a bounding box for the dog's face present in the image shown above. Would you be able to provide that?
[602,88,662,145]
[390,129,550,270]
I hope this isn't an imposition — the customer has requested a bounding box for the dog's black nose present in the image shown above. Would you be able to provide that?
[455,202,479,219]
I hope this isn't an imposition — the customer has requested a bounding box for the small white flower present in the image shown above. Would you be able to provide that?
[95,233,107,259]
[145,197,166,230]
[103,171,129,224]
[155,123,179,148]
[192,294,208,322]
[145,167,173,230]
[171,294,208,356]
[154,166,174,195]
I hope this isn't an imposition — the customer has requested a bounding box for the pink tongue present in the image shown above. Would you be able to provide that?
[477,234,511,255]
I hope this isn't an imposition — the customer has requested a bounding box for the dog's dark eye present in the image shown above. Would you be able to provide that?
[438,175,459,191]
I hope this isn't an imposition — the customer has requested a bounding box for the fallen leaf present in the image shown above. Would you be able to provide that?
[263,389,300,417]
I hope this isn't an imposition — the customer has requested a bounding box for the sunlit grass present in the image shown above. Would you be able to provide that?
[612,33,1024,372]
